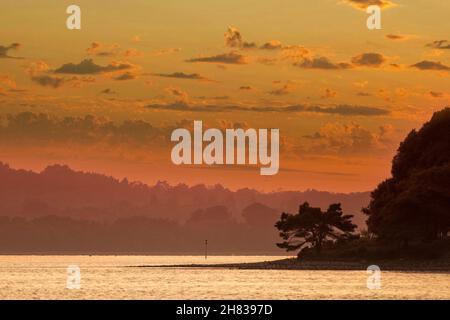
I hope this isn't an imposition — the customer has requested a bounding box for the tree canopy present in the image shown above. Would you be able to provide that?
[364,107,450,242]
[275,202,357,255]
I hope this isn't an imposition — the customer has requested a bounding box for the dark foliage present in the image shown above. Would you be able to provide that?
[364,108,450,242]
[275,202,357,256]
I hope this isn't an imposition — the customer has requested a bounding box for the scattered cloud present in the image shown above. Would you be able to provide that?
[31,75,64,88]
[268,81,299,96]
[54,59,134,74]
[86,42,143,58]
[153,72,212,81]
[25,61,50,76]
[0,43,22,59]
[224,26,257,49]
[294,56,352,70]
[239,86,254,91]
[294,53,388,70]
[223,26,308,57]
[303,122,395,154]
[100,88,116,95]
[114,72,137,81]
[428,91,444,98]
[426,40,450,50]
[280,45,311,61]
[224,26,242,48]
[260,40,283,50]
[410,60,449,71]
[25,61,67,89]
[351,53,386,67]
[0,112,172,147]
[86,42,120,57]
[186,52,248,65]
[385,34,409,41]
[166,87,190,104]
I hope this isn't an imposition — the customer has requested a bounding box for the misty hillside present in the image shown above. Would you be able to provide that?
[0,162,371,254]
[0,162,370,227]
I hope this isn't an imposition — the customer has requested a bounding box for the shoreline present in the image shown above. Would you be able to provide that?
[137,258,450,272]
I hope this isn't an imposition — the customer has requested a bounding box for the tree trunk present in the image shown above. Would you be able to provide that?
[315,240,322,254]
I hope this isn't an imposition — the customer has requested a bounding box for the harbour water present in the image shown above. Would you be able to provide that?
[0,255,449,299]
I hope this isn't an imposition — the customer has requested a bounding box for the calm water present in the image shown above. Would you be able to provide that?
[0,255,449,299]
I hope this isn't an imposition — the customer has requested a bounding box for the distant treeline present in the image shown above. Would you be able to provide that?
[0,162,369,226]
[0,204,282,254]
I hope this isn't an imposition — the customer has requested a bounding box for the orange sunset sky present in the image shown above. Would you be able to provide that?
[0,0,449,192]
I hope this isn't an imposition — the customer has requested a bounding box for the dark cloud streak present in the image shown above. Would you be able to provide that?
[410,60,449,71]
[153,72,212,81]
[146,102,389,116]
[31,75,64,88]
[186,52,248,65]
[54,59,134,75]
[294,57,352,70]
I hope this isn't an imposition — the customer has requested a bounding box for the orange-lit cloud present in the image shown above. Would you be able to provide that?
[86,42,120,57]
[303,122,395,155]
[411,60,449,71]
[341,0,396,10]
[186,52,248,65]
